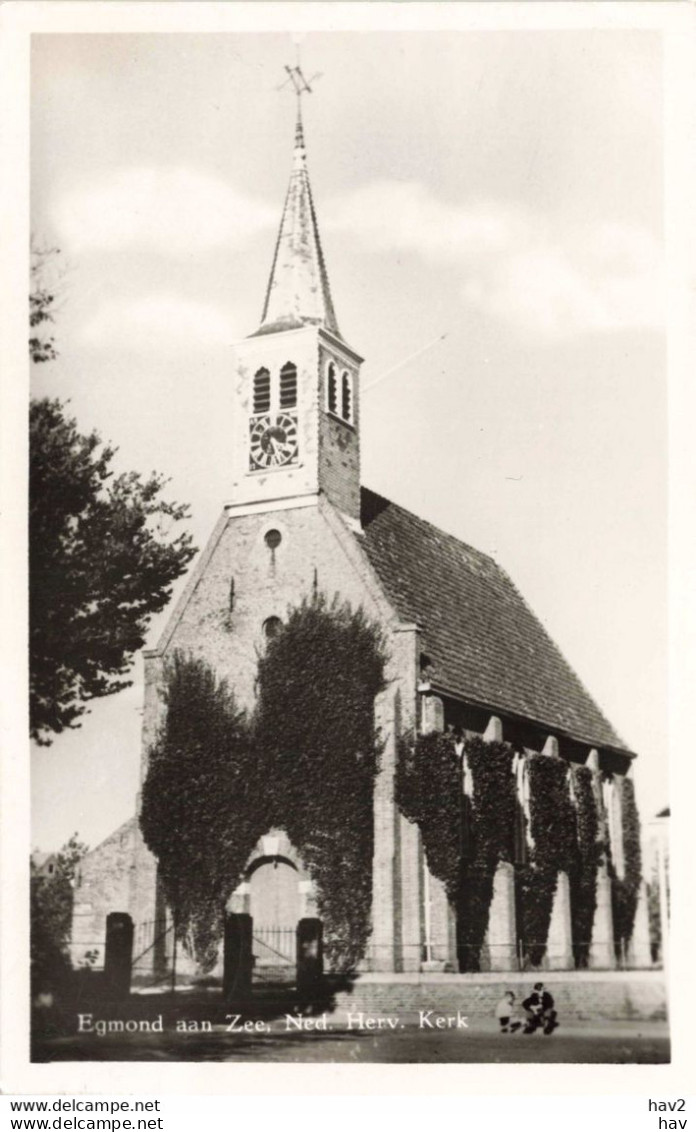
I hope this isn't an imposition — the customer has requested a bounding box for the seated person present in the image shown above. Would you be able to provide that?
[494,991,523,1033]
[522,982,558,1034]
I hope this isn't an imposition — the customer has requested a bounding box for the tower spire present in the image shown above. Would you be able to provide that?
[253,65,340,340]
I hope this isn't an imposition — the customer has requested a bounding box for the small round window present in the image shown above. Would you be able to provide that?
[263,616,282,640]
[264,529,282,550]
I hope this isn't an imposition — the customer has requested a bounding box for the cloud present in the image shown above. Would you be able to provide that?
[79,293,233,352]
[463,226,662,339]
[54,167,662,341]
[327,181,663,339]
[328,180,512,261]
[52,166,276,257]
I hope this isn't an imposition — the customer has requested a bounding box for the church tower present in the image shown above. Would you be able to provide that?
[229,101,363,523]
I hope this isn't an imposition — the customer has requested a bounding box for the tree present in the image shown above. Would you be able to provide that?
[29,250,197,743]
[30,401,197,742]
[30,834,88,995]
[30,242,60,364]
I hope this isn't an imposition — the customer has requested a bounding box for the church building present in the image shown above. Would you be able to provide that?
[71,94,650,979]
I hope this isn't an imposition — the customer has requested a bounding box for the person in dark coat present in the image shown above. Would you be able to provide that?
[522,982,558,1034]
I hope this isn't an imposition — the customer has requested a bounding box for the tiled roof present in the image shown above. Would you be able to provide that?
[358,488,628,753]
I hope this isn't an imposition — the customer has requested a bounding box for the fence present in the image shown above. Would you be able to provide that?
[74,916,655,1001]
[355,939,652,973]
[251,926,296,984]
[130,918,176,988]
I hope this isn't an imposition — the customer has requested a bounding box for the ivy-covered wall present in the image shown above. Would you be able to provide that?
[457,738,517,969]
[140,594,387,973]
[569,765,602,969]
[397,732,641,971]
[608,776,642,960]
[396,733,517,970]
[139,600,642,976]
[254,593,387,971]
[139,652,267,970]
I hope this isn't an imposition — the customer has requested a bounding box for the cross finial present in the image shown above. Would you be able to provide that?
[277,61,322,138]
[282,63,315,99]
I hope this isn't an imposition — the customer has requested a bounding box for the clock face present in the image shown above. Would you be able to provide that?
[249,413,298,471]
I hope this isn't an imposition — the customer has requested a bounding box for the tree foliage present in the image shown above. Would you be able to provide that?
[30,834,88,996]
[29,248,197,743]
[30,243,60,364]
[30,399,196,743]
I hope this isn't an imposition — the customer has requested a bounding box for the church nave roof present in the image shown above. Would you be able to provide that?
[358,487,628,754]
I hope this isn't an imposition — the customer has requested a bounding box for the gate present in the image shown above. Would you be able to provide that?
[130,918,175,989]
[252,925,296,984]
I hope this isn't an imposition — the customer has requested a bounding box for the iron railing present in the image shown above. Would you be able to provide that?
[252,927,296,983]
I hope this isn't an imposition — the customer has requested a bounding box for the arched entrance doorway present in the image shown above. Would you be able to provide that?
[248,855,300,978]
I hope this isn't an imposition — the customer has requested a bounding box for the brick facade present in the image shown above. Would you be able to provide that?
[70,491,642,978]
[72,494,423,974]
[317,339,361,521]
[71,495,644,977]
[71,818,157,972]
[70,483,646,979]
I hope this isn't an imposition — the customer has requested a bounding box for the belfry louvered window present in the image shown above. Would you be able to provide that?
[279,362,297,409]
[253,368,271,414]
[326,361,338,415]
[341,371,353,424]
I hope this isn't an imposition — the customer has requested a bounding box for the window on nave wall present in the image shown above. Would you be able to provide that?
[263,615,282,640]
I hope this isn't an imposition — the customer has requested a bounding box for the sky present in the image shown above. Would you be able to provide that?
[29,29,666,852]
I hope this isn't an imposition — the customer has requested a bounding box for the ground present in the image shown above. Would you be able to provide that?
[32,990,669,1064]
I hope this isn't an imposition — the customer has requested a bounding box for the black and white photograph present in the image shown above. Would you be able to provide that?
[5,6,683,1085]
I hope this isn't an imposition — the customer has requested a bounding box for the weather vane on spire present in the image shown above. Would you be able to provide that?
[277,54,322,140]
[277,58,323,103]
